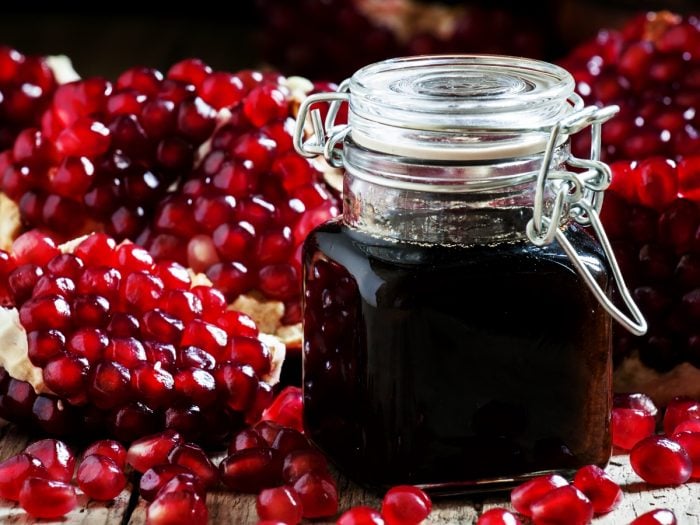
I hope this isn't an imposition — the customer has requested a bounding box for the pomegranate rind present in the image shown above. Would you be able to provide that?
[0,193,21,252]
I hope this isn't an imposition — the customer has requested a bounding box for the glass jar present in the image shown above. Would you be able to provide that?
[294,55,646,493]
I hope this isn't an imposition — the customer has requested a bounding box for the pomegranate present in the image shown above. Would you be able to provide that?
[510,474,569,517]
[338,506,386,525]
[572,464,622,514]
[0,453,47,501]
[630,509,677,525]
[147,487,208,525]
[0,231,284,444]
[380,485,431,525]
[529,485,593,525]
[18,477,77,518]
[76,454,127,500]
[630,435,693,485]
[256,485,303,524]
[476,508,522,525]
[139,464,202,501]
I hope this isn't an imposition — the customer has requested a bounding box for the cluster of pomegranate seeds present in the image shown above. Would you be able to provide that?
[137,72,338,317]
[561,12,700,163]
[0,231,278,444]
[0,46,56,150]
[598,157,700,372]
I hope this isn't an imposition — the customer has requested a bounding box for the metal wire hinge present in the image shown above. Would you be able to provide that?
[526,105,647,336]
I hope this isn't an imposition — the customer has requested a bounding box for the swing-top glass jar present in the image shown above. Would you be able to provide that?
[294,55,646,493]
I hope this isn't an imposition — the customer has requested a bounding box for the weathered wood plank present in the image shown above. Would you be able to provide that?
[1,421,699,525]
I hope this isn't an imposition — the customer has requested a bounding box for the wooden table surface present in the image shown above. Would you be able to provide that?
[1,422,698,525]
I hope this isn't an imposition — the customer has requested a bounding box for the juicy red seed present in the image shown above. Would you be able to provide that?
[255,420,284,446]
[229,428,267,454]
[147,488,208,525]
[83,440,127,469]
[180,319,227,359]
[256,485,303,525]
[140,465,199,501]
[219,447,283,493]
[107,312,140,337]
[78,266,121,299]
[630,509,677,525]
[142,309,184,343]
[167,58,212,88]
[243,85,288,127]
[47,253,84,280]
[216,310,258,338]
[42,355,87,398]
[271,428,310,457]
[293,472,339,519]
[72,294,111,327]
[12,230,59,266]
[476,508,522,525]
[282,449,329,484]
[67,327,109,363]
[511,474,569,517]
[19,294,72,332]
[226,336,270,376]
[529,485,593,525]
[664,397,700,435]
[24,438,75,483]
[167,443,218,489]
[262,386,303,432]
[630,435,692,485]
[0,453,48,501]
[174,368,217,407]
[77,454,127,500]
[192,285,226,319]
[159,289,202,323]
[132,363,175,408]
[112,402,158,442]
[19,477,77,519]
[126,430,182,473]
[74,233,116,266]
[215,363,257,411]
[200,72,245,109]
[612,407,656,450]
[105,337,147,368]
[27,329,65,366]
[672,432,700,479]
[122,271,164,311]
[55,117,111,157]
[32,275,76,298]
[87,360,132,409]
[572,464,622,514]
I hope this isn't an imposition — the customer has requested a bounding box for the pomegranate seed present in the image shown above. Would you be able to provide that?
[215,362,257,411]
[12,230,59,266]
[0,453,48,501]
[476,508,522,525]
[612,407,656,450]
[529,485,593,525]
[256,485,303,524]
[87,360,132,409]
[271,427,310,457]
[282,448,329,484]
[219,447,283,493]
[167,442,219,489]
[630,435,692,485]
[156,472,206,499]
[338,506,386,525]
[572,464,622,514]
[127,430,182,473]
[147,488,208,525]
[630,509,677,525]
[229,428,267,454]
[27,329,65,366]
[140,465,201,501]
[262,386,303,432]
[19,477,77,519]
[227,336,271,376]
[24,438,75,482]
[673,431,700,479]
[77,454,127,500]
[83,439,127,469]
[511,474,569,517]
[380,485,431,525]
[293,472,338,519]
[613,392,659,418]
[664,397,700,435]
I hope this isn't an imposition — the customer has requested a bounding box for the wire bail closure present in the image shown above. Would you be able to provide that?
[293,85,647,337]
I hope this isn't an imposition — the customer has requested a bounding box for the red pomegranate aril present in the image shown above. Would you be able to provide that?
[243,85,288,128]
[19,477,77,519]
[19,294,72,332]
[67,327,109,364]
[338,506,386,525]
[142,309,184,344]
[167,442,218,489]
[174,367,217,407]
[180,319,227,359]
[219,447,283,493]
[262,386,303,432]
[55,117,111,157]
[511,474,569,517]
[156,472,206,500]
[42,355,87,398]
[12,230,60,266]
[27,329,65,367]
[529,485,593,525]
[83,439,127,469]
[673,431,700,479]
[159,290,202,323]
[8,263,44,302]
[140,465,199,501]
[612,407,656,450]
[255,420,284,446]
[293,472,338,519]
[226,336,270,376]
[229,428,267,454]
[78,266,121,299]
[122,271,164,312]
[74,233,116,266]
[127,430,182,473]
[32,275,76,298]
[630,435,692,485]
[147,487,208,525]
[132,363,175,408]
[256,485,303,524]
[111,401,158,442]
[630,509,677,525]
[0,453,48,501]
[663,397,700,435]
[572,464,622,514]
[271,427,310,457]
[167,58,212,88]
[2,378,37,419]
[76,454,127,500]
[282,448,329,484]
[47,253,84,280]
[215,362,257,411]
[476,508,522,525]
[25,438,75,483]
[87,360,132,409]
[73,294,111,327]
[105,337,148,368]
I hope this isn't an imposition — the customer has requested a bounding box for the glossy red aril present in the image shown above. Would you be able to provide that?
[282,448,329,484]
[127,430,182,473]
[219,447,283,493]
[663,397,700,435]
[476,508,522,525]
[77,454,127,500]
[673,431,700,479]
[140,464,201,501]
[293,472,339,519]
[612,407,656,450]
[630,435,692,485]
[613,393,659,419]
[24,439,75,482]
[256,485,303,524]
[630,509,677,525]
[229,427,267,454]
[529,485,593,525]
[167,442,219,489]
[18,477,77,519]
[147,487,208,525]
[262,385,303,432]
[380,485,431,525]
[510,474,569,517]
[572,464,622,514]
[0,453,48,500]
[338,507,385,525]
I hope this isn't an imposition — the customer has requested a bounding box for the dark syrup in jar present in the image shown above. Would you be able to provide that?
[302,219,612,491]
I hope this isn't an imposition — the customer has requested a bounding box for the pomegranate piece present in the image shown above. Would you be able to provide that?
[630,509,677,525]
[293,472,338,519]
[147,488,208,525]
[219,447,283,493]
[510,474,568,517]
[24,438,75,482]
[613,392,659,419]
[673,431,700,479]
[612,408,656,450]
[76,454,127,500]
[255,419,284,445]
[167,442,219,489]
[381,485,431,525]
[262,385,303,432]
[572,464,622,514]
[663,397,700,435]
[529,485,593,525]
[282,448,329,484]
[140,464,201,501]
[229,427,267,454]
[476,508,522,525]
[0,453,48,501]
[630,435,692,485]
[156,473,207,499]
[271,427,310,456]
[256,485,303,524]
[127,430,182,473]
[18,477,77,519]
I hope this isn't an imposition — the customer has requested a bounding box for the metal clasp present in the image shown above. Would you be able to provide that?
[526,104,647,336]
